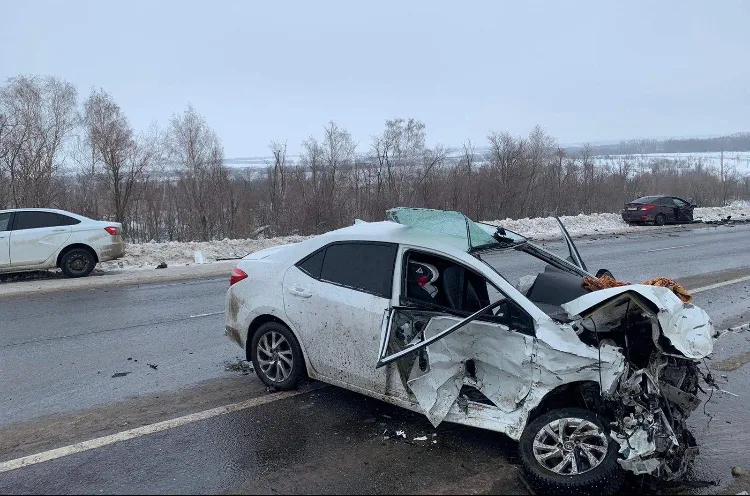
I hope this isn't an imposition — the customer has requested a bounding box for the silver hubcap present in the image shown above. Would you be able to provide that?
[257,331,293,383]
[533,417,609,475]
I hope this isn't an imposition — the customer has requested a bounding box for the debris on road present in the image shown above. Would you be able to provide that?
[111,372,130,378]
[225,359,253,373]
[413,436,428,441]
[732,466,745,477]
[155,262,167,269]
[194,250,206,264]
[382,429,407,441]
[148,363,158,370]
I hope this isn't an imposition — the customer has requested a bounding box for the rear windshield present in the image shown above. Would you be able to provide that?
[632,196,661,203]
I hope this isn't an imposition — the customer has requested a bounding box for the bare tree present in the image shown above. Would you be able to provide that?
[165,104,226,241]
[0,75,77,207]
[81,88,158,224]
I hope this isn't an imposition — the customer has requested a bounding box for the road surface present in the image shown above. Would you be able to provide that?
[1,224,750,494]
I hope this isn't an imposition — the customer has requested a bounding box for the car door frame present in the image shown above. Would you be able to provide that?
[377,244,544,366]
[8,210,73,267]
[0,212,14,268]
[375,244,543,424]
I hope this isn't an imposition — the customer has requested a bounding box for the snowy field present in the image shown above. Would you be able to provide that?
[593,151,750,174]
[98,202,750,271]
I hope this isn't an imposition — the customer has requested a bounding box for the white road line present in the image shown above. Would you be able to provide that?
[691,274,750,294]
[0,389,310,474]
[188,311,223,318]
[645,244,694,253]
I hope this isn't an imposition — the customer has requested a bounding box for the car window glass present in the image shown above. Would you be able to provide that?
[297,248,325,279]
[0,213,10,231]
[319,242,398,298]
[657,197,673,205]
[57,214,81,226]
[14,211,62,230]
[673,198,687,207]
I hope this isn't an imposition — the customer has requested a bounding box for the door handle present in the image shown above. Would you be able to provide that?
[287,286,312,298]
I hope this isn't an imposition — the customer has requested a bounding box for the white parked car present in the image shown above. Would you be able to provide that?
[0,208,125,278]
[225,207,714,494]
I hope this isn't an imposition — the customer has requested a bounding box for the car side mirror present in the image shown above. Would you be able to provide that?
[595,268,614,279]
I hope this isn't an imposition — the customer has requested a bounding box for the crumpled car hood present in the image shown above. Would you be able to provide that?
[561,284,714,359]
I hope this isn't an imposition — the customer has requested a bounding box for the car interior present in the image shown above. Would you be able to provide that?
[400,251,534,333]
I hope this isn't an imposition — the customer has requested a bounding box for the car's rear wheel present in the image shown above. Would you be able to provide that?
[655,213,666,226]
[519,407,623,495]
[250,322,304,390]
[60,248,96,278]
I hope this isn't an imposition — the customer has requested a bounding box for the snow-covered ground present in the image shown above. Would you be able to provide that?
[100,202,750,271]
[593,151,750,174]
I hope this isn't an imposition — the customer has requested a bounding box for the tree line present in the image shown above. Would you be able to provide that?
[585,132,750,155]
[1,75,749,243]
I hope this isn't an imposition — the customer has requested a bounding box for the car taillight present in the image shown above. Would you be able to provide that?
[104,226,120,235]
[230,268,248,286]
[640,205,655,211]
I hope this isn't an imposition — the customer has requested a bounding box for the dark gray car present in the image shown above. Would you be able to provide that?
[621,195,695,225]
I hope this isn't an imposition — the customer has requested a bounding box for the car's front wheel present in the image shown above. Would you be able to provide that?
[250,322,304,390]
[60,248,96,278]
[519,407,623,495]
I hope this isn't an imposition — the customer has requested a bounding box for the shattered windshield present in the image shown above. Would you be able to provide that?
[386,207,527,251]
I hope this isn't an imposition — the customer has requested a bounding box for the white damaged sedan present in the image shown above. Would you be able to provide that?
[225,207,715,494]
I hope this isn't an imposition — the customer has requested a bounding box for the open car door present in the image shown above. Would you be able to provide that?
[554,216,588,272]
[376,299,535,427]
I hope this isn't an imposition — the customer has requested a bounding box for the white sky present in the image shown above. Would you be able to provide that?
[1,0,748,157]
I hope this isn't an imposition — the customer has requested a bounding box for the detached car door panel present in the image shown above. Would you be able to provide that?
[10,212,72,266]
[283,241,399,395]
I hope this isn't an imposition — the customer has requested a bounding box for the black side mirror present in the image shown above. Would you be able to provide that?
[596,268,614,279]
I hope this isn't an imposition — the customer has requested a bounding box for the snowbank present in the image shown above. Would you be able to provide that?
[103,202,750,270]
[99,235,311,271]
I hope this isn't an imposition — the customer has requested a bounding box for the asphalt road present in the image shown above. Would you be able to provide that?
[1,224,750,494]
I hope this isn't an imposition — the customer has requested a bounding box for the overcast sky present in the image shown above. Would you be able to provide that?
[2,0,748,157]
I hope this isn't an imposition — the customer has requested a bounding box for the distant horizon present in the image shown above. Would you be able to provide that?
[222,130,750,164]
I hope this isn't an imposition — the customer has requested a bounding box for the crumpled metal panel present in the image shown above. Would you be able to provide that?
[406,317,534,427]
[404,315,626,434]
[561,284,714,359]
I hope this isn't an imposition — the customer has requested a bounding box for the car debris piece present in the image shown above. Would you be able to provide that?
[156,262,167,269]
[111,372,130,378]
[413,436,428,441]
[148,363,158,370]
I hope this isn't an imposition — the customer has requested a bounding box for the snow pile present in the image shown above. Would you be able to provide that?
[100,235,312,271]
[101,202,750,271]
[484,213,632,240]
[693,200,750,222]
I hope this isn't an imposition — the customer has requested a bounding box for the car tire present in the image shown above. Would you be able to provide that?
[519,407,624,495]
[654,214,666,226]
[250,322,304,390]
[60,248,96,278]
